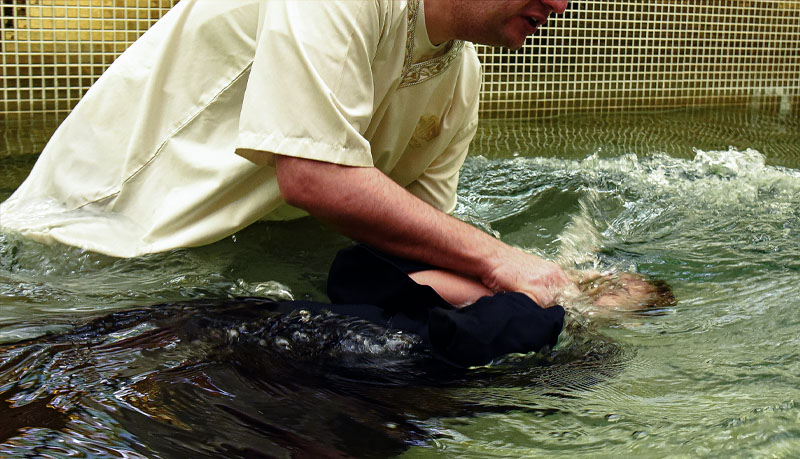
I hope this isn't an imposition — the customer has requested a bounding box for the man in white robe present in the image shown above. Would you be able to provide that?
[0,0,570,307]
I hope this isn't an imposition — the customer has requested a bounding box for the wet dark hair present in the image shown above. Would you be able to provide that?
[646,278,677,309]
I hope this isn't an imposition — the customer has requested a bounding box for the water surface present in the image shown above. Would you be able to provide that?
[1,107,799,457]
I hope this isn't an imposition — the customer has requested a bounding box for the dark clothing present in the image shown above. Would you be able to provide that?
[323,244,565,367]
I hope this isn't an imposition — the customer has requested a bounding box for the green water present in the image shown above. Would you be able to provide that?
[1,107,799,457]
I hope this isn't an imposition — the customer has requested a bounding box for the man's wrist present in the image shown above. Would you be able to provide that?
[474,238,509,292]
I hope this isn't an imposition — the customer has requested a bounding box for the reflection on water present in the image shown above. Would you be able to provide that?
[1,108,800,456]
[0,298,624,457]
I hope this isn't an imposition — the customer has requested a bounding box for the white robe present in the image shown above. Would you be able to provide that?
[0,0,481,257]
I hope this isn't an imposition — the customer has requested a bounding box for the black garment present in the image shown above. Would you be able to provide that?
[325,244,565,367]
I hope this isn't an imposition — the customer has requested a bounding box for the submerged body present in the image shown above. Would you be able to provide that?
[409,259,676,313]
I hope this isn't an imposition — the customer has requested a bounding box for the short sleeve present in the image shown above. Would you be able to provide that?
[235,0,383,167]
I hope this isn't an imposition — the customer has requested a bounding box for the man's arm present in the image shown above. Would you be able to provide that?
[274,154,569,307]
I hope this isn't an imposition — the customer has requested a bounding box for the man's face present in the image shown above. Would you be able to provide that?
[451,0,568,50]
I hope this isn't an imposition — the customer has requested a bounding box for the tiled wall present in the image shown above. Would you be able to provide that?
[2,0,799,119]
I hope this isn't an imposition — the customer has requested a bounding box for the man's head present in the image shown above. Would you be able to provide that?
[426,0,569,50]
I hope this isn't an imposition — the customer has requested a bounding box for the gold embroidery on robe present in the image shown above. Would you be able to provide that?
[408,115,441,149]
[400,0,464,88]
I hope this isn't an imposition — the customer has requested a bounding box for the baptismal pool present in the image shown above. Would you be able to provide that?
[1,107,799,457]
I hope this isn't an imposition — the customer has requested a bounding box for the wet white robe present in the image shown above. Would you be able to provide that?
[0,0,481,257]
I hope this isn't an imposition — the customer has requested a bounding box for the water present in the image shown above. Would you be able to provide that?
[1,107,800,457]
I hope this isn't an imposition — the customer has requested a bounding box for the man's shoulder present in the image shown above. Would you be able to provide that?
[462,42,482,69]
[458,42,484,94]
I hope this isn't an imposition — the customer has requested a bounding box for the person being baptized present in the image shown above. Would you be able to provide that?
[564,269,676,313]
[325,244,676,367]
[407,262,676,314]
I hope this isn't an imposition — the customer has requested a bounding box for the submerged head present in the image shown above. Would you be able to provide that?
[568,270,677,313]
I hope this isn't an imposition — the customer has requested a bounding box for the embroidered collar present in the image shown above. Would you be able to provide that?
[399,0,464,88]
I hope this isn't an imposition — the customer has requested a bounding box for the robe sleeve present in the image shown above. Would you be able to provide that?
[235,0,384,168]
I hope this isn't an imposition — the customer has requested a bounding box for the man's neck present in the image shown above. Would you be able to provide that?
[420,0,453,46]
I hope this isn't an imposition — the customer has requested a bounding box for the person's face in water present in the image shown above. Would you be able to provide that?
[449,0,569,50]
[573,271,677,312]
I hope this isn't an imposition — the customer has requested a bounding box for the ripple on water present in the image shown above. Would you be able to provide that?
[0,296,633,457]
[459,147,800,280]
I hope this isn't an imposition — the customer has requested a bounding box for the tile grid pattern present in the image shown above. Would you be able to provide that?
[2,0,799,119]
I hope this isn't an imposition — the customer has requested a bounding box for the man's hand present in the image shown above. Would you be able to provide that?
[482,246,570,308]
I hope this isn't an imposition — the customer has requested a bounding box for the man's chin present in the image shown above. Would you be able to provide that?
[502,32,530,51]
[474,31,528,50]
[505,38,527,51]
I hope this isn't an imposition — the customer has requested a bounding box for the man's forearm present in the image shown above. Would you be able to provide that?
[275,156,500,272]
[274,155,568,306]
